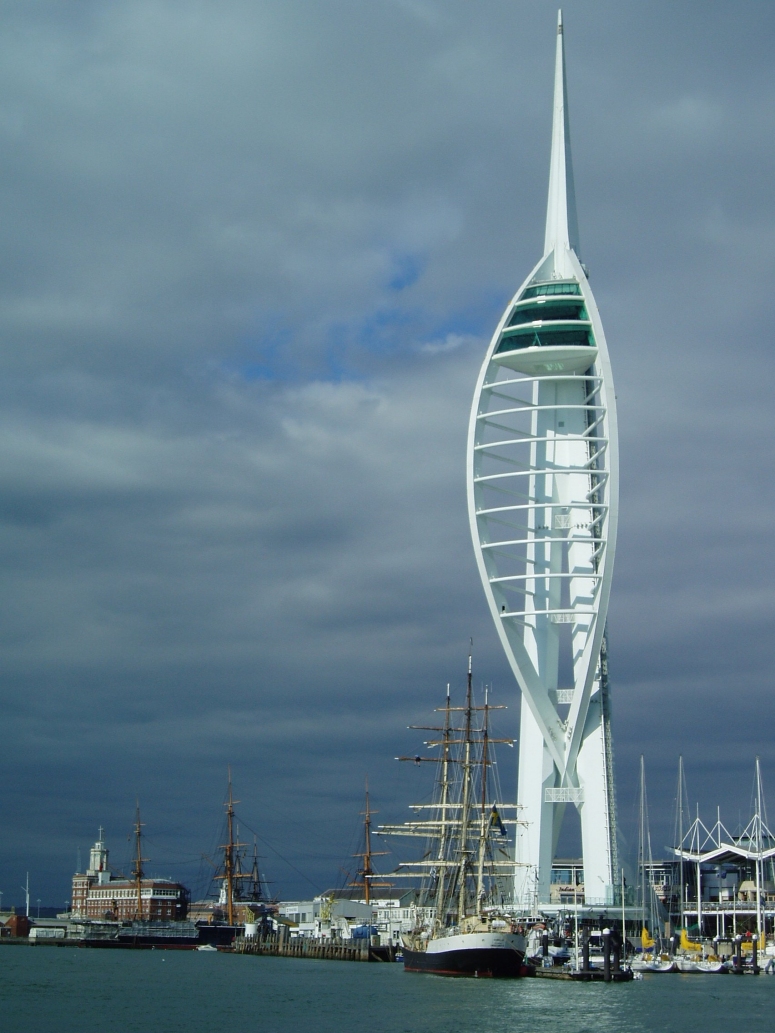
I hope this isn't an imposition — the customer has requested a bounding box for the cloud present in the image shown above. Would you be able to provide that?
[0,0,774,902]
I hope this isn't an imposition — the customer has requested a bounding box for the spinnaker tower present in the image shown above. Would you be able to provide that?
[466,10,618,907]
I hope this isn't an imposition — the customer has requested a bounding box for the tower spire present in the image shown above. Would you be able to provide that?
[544,10,580,264]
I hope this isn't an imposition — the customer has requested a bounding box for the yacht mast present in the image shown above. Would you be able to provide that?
[677,756,685,929]
[755,756,763,939]
[639,756,646,932]
[695,803,702,937]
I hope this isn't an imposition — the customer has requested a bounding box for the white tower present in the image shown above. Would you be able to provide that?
[466,11,618,908]
[87,827,111,885]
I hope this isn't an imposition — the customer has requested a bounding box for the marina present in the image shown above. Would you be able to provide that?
[2,17,774,986]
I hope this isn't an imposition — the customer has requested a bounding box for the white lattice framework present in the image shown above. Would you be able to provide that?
[466,11,619,907]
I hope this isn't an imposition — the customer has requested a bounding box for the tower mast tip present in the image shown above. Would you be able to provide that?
[544,10,580,267]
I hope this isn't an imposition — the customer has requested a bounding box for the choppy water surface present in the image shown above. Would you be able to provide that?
[1,948,772,1033]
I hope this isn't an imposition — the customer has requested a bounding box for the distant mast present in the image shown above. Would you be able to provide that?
[221,770,241,926]
[214,770,266,923]
[132,803,148,919]
[349,779,389,903]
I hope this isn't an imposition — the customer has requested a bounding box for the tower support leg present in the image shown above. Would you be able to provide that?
[576,693,614,905]
[514,697,557,906]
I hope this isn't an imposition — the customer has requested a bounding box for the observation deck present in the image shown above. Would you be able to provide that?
[493,279,597,376]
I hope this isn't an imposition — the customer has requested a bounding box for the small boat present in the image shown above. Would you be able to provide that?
[675,955,726,973]
[631,953,676,973]
[196,944,218,952]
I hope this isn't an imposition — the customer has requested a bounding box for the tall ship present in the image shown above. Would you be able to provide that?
[378,650,529,977]
[192,771,274,945]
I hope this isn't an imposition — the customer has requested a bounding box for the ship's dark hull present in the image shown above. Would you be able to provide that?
[403,944,528,978]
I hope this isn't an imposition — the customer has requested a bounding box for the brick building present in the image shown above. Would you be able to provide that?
[71,829,188,921]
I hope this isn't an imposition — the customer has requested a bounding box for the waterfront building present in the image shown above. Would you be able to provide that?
[2,913,31,938]
[466,11,618,908]
[372,891,419,945]
[278,891,378,939]
[277,890,417,945]
[671,779,775,938]
[71,828,188,921]
[276,899,319,938]
[549,859,585,906]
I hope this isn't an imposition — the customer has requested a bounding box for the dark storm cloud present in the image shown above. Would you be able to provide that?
[1,0,774,902]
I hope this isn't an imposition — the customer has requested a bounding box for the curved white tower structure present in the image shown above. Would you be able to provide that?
[466,11,618,908]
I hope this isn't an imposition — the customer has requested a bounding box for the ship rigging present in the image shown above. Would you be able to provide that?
[377,649,529,976]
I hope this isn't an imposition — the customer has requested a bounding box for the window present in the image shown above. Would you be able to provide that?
[497,329,592,354]
[522,281,581,299]
[508,302,586,326]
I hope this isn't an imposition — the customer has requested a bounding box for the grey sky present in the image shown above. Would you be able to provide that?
[1,0,774,904]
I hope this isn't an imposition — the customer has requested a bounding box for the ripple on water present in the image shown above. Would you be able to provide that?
[0,950,773,1033]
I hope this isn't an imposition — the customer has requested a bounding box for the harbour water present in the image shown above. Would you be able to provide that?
[1,949,773,1033]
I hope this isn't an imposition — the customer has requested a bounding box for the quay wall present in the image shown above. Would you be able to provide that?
[234,935,395,962]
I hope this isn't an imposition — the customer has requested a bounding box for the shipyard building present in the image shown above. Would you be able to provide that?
[71,829,188,922]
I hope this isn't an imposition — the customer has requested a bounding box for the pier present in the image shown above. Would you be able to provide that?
[234,934,397,963]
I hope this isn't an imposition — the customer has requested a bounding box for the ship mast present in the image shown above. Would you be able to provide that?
[475,686,491,912]
[395,683,459,926]
[357,781,375,905]
[434,684,453,927]
[350,779,389,903]
[132,802,148,920]
[249,838,263,902]
[223,770,238,926]
[456,647,474,923]
[379,651,519,921]
[362,782,373,904]
[212,771,260,920]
